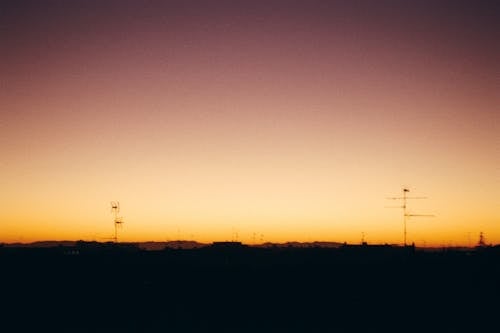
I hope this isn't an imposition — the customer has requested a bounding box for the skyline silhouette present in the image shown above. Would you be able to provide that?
[2,240,499,332]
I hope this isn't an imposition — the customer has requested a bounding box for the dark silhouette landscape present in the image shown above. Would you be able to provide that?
[2,1,498,331]
[1,241,499,332]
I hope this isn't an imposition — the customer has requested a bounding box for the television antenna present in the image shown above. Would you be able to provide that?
[387,188,433,246]
[110,201,124,243]
[478,232,486,247]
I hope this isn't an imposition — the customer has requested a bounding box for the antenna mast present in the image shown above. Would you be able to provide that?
[387,188,433,246]
[478,232,486,247]
[110,201,124,243]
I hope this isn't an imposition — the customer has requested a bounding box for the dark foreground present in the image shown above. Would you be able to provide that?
[1,243,499,332]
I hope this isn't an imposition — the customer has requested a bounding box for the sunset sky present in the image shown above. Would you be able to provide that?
[1,0,498,246]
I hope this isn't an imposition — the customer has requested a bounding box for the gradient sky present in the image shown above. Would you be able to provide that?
[1,0,499,246]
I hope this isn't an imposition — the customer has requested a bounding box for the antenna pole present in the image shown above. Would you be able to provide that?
[110,201,123,243]
[403,189,407,246]
[387,188,432,246]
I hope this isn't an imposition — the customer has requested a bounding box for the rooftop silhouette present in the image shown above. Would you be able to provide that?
[2,240,499,332]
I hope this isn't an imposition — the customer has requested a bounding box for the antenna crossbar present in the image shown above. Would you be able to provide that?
[386,188,433,246]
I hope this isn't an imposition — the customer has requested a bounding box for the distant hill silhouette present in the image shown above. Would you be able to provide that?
[280,241,344,248]
[139,240,207,250]
[0,240,347,250]
[1,240,207,250]
[3,240,77,248]
[1,239,495,252]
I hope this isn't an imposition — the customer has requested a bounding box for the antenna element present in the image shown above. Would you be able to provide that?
[110,201,124,243]
[387,188,433,246]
